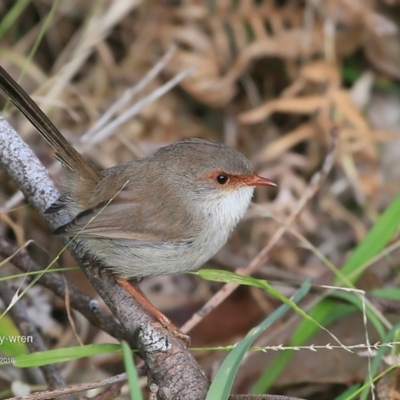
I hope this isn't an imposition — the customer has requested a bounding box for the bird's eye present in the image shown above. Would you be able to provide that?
[216,174,229,185]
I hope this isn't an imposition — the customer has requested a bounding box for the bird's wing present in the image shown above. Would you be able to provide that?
[54,181,196,246]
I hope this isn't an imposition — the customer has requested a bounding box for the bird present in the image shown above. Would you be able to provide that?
[0,66,276,341]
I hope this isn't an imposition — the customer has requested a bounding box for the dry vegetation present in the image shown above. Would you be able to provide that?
[1,0,400,399]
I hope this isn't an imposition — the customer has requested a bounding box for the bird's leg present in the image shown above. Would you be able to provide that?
[116,277,190,346]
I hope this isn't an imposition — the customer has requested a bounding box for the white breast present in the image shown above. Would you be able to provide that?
[205,186,254,231]
[191,186,255,265]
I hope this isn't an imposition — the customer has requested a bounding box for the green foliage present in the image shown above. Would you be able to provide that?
[4,343,121,367]
[122,341,143,400]
[205,280,310,400]
[252,192,400,394]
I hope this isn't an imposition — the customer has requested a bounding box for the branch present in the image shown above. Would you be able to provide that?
[0,116,209,399]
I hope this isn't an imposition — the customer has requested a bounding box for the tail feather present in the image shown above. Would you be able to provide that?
[0,66,100,182]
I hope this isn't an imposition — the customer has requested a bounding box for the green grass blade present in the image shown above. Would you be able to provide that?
[329,292,385,339]
[197,269,309,317]
[0,0,29,40]
[197,270,330,336]
[19,0,60,83]
[9,343,121,367]
[250,349,295,394]
[371,287,400,301]
[122,341,143,400]
[334,383,361,400]
[205,281,310,400]
[338,193,400,283]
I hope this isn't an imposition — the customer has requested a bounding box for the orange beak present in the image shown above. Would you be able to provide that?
[244,174,277,187]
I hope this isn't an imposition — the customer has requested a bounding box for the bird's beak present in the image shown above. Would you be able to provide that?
[245,174,277,187]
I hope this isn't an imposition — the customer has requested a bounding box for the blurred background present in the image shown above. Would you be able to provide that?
[1,0,400,399]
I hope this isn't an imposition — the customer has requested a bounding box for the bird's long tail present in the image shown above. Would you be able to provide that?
[0,66,100,182]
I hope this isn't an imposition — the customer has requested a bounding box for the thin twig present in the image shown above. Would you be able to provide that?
[82,45,177,141]
[81,379,126,400]
[8,373,127,400]
[82,65,196,144]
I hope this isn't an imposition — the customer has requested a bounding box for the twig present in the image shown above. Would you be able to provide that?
[81,379,126,400]
[82,44,177,141]
[7,373,127,400]
[181,127,338,334]
[82,65,196,144]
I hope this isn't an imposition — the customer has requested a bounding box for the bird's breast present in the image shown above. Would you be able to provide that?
[192,185,255,256]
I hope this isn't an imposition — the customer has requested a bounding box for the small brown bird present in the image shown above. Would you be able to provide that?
[0,66,276,340]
